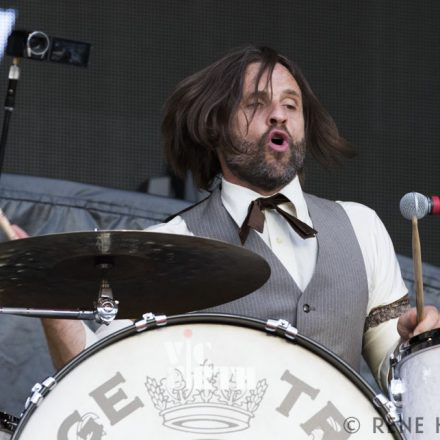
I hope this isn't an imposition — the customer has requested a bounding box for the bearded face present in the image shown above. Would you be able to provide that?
[220,62,306,194]
[224,127,306,192]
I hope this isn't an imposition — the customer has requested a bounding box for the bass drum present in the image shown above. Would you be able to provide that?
[13,314,402,439]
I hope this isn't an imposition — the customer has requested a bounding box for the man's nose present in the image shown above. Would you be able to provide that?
[267,104,287,126]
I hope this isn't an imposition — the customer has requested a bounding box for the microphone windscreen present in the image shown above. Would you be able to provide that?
[399,192,430,220]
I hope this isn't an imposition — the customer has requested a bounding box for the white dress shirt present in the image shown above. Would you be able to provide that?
[85,176,407,389]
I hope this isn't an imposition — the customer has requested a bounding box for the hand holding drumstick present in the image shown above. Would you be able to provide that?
[398,192,440,339]
[398,216,440,339]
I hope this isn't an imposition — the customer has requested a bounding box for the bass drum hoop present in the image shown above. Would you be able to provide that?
[13,312,402,439]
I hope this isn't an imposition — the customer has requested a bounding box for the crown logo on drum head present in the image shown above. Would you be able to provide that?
[144,360,268,434]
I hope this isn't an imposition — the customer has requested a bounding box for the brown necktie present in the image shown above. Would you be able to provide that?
[239,193,317,245]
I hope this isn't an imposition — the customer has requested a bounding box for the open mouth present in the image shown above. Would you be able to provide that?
[268,129,289,151]
[272,136,284,145]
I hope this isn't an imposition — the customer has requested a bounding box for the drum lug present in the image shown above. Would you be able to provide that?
[135,312,168,332]
[373,393,400,424]
[388,378,405,409]
[24,377,57,410]
[265,319,298,340]
[388,353,404,409]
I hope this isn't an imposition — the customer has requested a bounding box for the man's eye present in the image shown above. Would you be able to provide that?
[285,103,297,110]
[247,101,263,108]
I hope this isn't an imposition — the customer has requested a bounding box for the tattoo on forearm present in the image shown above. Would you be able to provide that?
[364,295,410,331]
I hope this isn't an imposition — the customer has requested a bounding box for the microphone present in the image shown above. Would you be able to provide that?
[399,192,440,220]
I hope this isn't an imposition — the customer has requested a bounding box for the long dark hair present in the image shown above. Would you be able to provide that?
[162,45,354,191]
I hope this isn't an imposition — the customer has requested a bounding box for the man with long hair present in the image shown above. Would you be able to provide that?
[41,46,439,389]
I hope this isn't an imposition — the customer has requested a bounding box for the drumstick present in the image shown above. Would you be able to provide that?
[411,216,425,324]
[0,208,19,240]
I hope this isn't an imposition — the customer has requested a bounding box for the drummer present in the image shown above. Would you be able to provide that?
[15,45,440,391]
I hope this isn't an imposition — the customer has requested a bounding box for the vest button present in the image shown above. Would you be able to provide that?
[303,304,311,313]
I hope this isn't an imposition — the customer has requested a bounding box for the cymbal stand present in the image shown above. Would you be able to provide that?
[94,261,119,324]
[0,58,20,179]
[0,260,119,324]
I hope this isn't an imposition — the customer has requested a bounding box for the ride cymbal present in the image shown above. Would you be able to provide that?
[0,230,270,318]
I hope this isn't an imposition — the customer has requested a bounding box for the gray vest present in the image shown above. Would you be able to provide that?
[180,188,368,371]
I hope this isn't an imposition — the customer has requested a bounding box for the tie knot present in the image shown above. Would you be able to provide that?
[256,193,291,210]
[238,192,317,245]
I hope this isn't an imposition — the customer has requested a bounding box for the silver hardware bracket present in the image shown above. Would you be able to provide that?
[135,312,167,332]
[41,376,57,390]
[265,319,298,340]
[374,393,400,424]
[388,351,406,410]
[94,296,119,325]
[93,278,119,325]
[24,376,57,410]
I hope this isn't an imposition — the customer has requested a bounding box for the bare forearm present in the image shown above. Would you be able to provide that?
[41,319,86,370]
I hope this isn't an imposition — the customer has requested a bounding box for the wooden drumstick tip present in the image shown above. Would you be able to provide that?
[0,208,19,240]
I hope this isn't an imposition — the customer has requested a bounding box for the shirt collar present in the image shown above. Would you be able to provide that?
[220,175,313,228]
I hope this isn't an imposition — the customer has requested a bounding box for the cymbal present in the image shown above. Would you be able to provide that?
[0,231,270,318]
